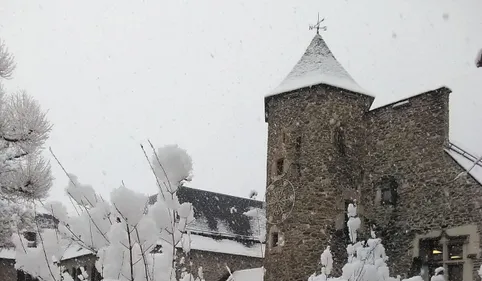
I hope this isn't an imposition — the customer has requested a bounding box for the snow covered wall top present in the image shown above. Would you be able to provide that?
[267,34,372,98]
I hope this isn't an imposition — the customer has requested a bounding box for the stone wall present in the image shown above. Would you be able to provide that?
[363,88,482,279]
[264,84,373,281]
[0,259,16,281]
[264,85,482,280]
[61,254,100,281]
[177,250,262,281]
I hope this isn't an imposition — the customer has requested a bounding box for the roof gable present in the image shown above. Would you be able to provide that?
[267,34,371,97]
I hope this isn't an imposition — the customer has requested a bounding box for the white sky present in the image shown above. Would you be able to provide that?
[1,0,482,205]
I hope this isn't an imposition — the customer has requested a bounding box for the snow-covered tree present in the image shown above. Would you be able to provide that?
[13,143,202,281]
[308,202,423,281]
[0,38,53,246]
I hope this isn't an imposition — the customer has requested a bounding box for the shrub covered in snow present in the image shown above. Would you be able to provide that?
[13,144,202,281]
[307,202,425,281]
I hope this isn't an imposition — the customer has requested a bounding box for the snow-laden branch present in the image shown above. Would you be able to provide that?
[16,143,205,281]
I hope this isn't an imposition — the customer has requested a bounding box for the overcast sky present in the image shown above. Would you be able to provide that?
[1,0,481,205]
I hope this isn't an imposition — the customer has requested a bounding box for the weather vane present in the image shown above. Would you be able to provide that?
[309,13,327,34]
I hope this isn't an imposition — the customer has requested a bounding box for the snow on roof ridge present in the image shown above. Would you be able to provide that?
[267,33,372,98]
[369,85,450,111]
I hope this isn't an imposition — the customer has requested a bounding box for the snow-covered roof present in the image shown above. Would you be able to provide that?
[173,234,264,258]
[0,244,93,261]
[61,246,93,260]
[0,248,16,259]
[267,33,372,98]
[149,187,265,240]
[369,85,450,111]
[227,267,264,281]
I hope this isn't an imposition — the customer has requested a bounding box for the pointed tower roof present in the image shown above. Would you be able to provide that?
[267,34,372,97]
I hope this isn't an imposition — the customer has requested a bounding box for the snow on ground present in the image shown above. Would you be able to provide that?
[227,267,264,281]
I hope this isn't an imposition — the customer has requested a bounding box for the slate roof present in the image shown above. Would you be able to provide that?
[148,186,265,241]
[268,33,371,97]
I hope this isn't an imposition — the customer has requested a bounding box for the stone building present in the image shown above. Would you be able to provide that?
[0,187,265,281]
[264,31,482,281]
[0,212,99,281]
[148,186,265,281]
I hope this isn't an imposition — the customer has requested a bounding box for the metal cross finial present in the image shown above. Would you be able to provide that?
[309,13,327,34]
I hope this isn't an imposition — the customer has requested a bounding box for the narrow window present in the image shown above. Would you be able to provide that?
[380,177,398,206]
[343,200,352,241]
[271,232,279,247]
[295,136,302,152]
[334,126,346,156]
[276,158,284,175]
[295,136,302,176]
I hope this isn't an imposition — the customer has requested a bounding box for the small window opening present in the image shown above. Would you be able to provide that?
[282,132,287,143]
[334,126,346,156]
[24,231,37,248]
[271,232,279,247]
[295,136,302,176]
[276,158,284,175]
[295,136,302,153]
[380,177,398,205]
[343,200,352,241]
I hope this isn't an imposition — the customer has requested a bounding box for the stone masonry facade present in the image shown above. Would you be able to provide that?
[264,84,482,281]
[177,250,263,281]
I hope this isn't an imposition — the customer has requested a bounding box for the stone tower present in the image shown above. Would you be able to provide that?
[263,33,374,281]
[264,32,482,281]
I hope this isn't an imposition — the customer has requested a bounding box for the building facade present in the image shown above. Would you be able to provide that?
[149,186,265,281]
[0,187,265,281]
[264,32,482,281]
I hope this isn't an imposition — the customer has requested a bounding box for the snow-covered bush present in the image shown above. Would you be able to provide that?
[13,144,202,281]
[0,38,53,246]
[308,202,422,281]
